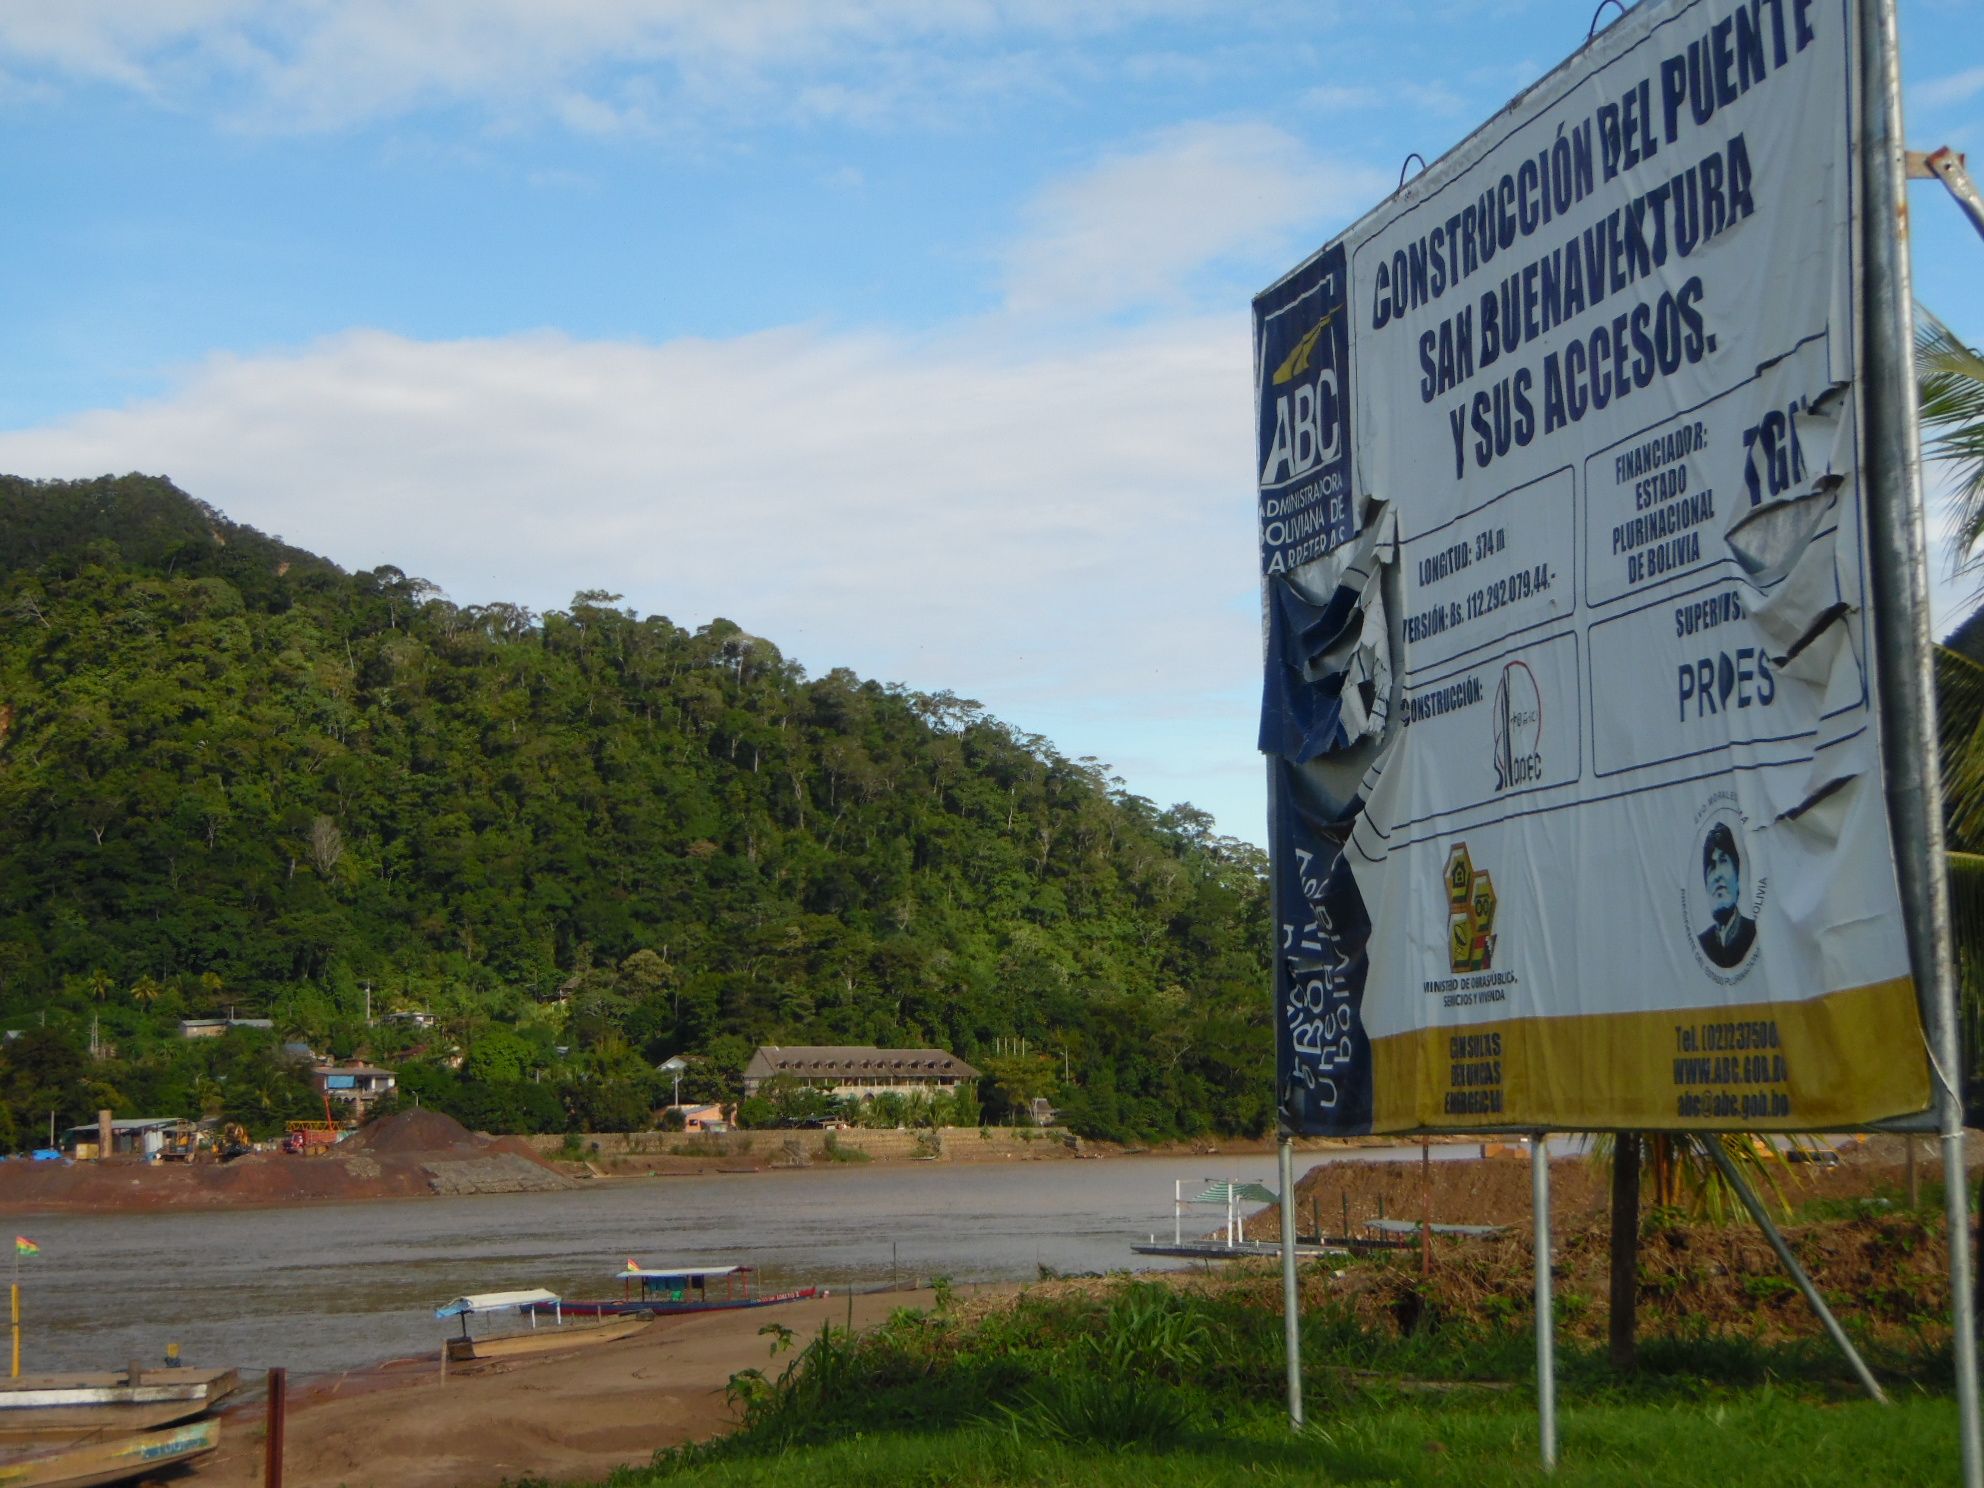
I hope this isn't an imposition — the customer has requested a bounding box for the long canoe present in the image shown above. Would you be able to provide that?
[0,1371,237,1444]
[529,1264,823,1318]
[0,1418,220,1488]
[446,1316,649,1364]
[543,1287,823,1318]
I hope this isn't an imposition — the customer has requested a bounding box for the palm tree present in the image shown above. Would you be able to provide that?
[1918,307,1984,601]
[130,975,161,1014]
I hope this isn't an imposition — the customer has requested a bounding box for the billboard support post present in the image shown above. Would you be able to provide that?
[1532,1135,1556,1473]
[1858,0,1983,1477]
[1703,1142,1886,1402]
[1278,1138,1304,1430]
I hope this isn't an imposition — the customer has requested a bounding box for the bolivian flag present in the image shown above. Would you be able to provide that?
[13,1237,38,1257]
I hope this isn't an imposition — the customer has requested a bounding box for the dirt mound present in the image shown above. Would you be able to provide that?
[1306,1210,1952,1348]
[343,1109,485,1156]
[1284,1152,1606,1235]
[0,1109,575,1212]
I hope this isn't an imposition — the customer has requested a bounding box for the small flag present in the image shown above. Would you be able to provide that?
[13,1237,38,1257]
[624,1258,640,1272]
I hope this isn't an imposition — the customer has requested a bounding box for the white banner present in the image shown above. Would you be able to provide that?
[1259,0,1930,1131]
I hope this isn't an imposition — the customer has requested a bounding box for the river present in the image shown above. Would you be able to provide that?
[14,1155,1270,1377]
[13,1145,1534,1379]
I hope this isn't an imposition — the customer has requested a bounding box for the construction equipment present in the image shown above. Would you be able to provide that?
[281,1087,345,1156]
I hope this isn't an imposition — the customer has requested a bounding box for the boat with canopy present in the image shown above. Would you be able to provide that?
[434,1289,648,1363]
[526,1263,823,1318]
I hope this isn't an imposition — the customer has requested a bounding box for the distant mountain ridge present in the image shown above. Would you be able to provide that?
[0,473,1271,1142]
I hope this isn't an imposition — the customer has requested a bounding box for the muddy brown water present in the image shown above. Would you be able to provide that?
[15,1153,1342,1378]
[12,1141,1606,1381]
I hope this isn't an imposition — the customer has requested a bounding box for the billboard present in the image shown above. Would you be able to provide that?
[1258,0,1932,1134]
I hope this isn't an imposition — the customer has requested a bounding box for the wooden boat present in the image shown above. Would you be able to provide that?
[435,1289,650,1363]
[0,1370,237,1444]
[0,1417,219,1488]
[527,1264,823,1318]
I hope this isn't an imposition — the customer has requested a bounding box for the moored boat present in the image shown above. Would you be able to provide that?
[0,1417,219,1488]
[0,1369,237,1444]
[434,1289,651,1363]
[530,1263,823,1318]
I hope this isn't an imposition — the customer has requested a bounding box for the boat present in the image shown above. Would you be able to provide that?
[0,1370,237,1444]
[527,1263,824,1318]
[434,1289,651,1363]
[0,1417,219,1488]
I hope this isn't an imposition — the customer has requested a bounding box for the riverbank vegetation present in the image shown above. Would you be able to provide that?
[0,474,1270,1146]
[578,1212,1963,1488]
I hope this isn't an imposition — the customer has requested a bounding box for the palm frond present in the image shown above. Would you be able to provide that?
[1936,645,1984,850]
[1917,305,1984,586]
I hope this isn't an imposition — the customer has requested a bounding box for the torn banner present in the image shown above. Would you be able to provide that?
[1257,0,1929,1135]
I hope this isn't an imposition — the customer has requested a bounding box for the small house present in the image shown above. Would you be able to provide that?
[311,1062,397,1114]
[667,1102,729,1134]
[66,1117,192,1161]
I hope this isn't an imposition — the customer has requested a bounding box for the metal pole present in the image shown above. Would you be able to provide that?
[264,1366,286,1488]
[1705,1143,1886,1402]
[1532,1133,1556,1473]
[9,1282,17,1379]
[1420,1138,1433,1275]
[1279,1138,1305,1430]
[1860,0,1983,1480]
[1917,148,1984,244]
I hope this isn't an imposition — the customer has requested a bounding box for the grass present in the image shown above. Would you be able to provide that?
[534,1253,1966,1488]
[583,1395,1958,1488]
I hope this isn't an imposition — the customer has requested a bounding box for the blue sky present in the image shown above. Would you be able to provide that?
[1,0,1980,844]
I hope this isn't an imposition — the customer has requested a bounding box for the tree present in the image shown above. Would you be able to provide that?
[130,975,162,1014]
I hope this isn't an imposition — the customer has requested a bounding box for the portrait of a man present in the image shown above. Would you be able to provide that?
[1697,822,1757,969]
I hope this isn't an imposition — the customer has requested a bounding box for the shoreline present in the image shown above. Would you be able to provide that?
[0,1127,1451,1217]
[184,1286,951,1488]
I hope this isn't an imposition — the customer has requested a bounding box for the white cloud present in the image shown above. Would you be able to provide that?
[1916,65,1984,111]
[0,0,1215,133]
[999,121,1389,317]
[0,314,1272,835]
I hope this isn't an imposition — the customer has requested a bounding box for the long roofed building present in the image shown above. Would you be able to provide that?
[742,1045,979,1100]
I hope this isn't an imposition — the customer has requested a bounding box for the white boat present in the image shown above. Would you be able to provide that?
[0,1370,237,1444]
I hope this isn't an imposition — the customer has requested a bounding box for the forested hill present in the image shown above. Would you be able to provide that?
[0,474,1271,1142]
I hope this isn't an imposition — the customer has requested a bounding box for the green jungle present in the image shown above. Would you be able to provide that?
[0,474,1270,1148]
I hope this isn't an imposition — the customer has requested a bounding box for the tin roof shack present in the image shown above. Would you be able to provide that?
[66,1117,193,1162]
[178,1016,274,1039]
[663,1102,729,1133]
[311,1062,397,1116]
[741,1046,979,1099]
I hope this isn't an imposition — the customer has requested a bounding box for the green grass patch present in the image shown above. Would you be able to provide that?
[587,1395,1957,1488]
[543,1269,1964,1488]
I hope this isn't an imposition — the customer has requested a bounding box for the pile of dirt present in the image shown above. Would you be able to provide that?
[1278,1152,1607,1236]
[0,1110,575,1213]
[342,1109,487,1156]
[1285,1209,1952,1349]
[1202,1148,1967,1351]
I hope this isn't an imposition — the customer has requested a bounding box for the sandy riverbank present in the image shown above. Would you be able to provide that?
[0,1114,1417,1214]
[186,1287,942,1488]
[0,1112,575,1214]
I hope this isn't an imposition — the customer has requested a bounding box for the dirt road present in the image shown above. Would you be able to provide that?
[188,1287,935,1488]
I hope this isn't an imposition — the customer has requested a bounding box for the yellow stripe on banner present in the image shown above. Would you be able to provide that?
[1368,977,1930,1132]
